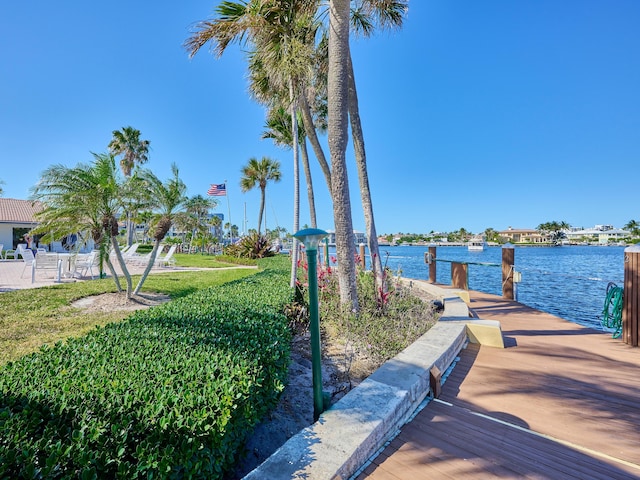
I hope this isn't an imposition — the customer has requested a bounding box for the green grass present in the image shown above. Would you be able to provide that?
[0,268,257,366]
[172,252,251,268]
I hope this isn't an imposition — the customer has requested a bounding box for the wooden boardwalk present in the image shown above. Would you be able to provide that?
[357,291,640,479]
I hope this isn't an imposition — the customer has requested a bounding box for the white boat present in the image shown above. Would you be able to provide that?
[467,237,486,251]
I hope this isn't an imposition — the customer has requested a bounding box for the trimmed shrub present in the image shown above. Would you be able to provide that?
[0,260,293,479]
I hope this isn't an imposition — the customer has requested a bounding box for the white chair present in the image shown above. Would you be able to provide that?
[6,243,27,260]
[34,253,62,280]
[20,249,36,278]
[122,243,139,258]
[154,244,177,267]
[0,244,4,260]
[73,251,98,279]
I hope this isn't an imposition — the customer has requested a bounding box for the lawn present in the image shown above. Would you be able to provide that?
[0,263,257,365]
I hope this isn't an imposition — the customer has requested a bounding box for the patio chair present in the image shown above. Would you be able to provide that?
[0,244,4,259]
[126,251,151,267]
[122,243,139,257]
[6,244,27,260]
[154,244,177,267]
[34,253,62,280]
[20,249,36,278]
[73,251,98,279]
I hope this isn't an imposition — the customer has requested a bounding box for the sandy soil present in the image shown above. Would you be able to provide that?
[71,292,171,312]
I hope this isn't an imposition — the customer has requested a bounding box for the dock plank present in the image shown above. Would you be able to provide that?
[357,291,640,479]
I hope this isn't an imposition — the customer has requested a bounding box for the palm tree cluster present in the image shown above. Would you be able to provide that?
[30,127,221,298]
[537,220,570,243]
[186,0,409,310]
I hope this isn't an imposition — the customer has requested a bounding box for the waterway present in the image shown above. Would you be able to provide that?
[363,245,625,333]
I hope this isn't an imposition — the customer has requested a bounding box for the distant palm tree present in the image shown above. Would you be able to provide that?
[0,179,4,196]
[108,126,151,246]
[537,221,570,243]
[210,214,223,241]
[183,194,219,248]
[624,219,640,237]
[484,227,500,243]
[108,126,150,177]
[240,157,282,235]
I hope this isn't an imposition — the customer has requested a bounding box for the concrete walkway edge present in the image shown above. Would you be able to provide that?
[244,281,473,480]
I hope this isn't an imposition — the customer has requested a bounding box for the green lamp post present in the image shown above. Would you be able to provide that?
[293,228,328,421]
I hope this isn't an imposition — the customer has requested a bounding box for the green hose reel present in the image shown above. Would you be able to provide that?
[602,282,624,338]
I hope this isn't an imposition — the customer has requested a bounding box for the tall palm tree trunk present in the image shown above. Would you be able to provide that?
[299,92,332,193]
[258,187,266,235]
[290,85,301,288]
[347,52,385,295]
[300,135,317,228]
[329,0,358,310]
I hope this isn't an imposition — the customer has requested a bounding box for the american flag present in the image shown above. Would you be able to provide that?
[207,183,226,196]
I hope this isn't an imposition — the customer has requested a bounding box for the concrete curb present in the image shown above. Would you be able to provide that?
[244,281,471,480]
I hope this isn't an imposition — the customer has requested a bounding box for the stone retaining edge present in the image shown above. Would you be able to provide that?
[244,281,469,480]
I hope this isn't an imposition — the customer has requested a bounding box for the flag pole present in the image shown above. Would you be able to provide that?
[225,179,232,243]
[244,202,247,236]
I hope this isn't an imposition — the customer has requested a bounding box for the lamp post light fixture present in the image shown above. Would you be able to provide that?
[293,228,328,421]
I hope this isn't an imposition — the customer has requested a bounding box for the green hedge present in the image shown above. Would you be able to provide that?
[0,258,293,479]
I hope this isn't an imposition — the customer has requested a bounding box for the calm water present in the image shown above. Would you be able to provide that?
[364,245,625,332]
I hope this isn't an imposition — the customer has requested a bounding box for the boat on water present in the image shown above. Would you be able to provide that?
[467,237,486,251]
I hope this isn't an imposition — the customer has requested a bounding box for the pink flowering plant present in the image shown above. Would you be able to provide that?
[294,252,438,365]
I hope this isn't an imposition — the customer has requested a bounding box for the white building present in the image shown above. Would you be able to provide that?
[0,198,94,254]
[326,230,367,246]
[564,225,630,244]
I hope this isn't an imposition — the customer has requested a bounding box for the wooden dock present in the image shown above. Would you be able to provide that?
[357,290,640,479]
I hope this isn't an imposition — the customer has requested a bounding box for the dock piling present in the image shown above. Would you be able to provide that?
[428,246,437,283]
[622,245,640,346]
[502,244,515,300]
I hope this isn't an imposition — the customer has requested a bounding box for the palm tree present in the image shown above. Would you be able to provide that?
[185,0,370,307]
[484,227,500,244]
[186,0,326,288]
[347,1,408,298]
[240,157,282,234]
[132,164,189,295]
[210,214,223,242]
[134,210,155,243]
[537,221,569,243]
[624,220,640,237]
[0,179,4,196]
[108,126,151,246]
[327,0,359,310]
[30,153,132,294]
[108,126,151,176]
[182,194,219,250]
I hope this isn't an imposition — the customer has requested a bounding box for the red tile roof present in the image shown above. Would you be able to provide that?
[0,198,42,224]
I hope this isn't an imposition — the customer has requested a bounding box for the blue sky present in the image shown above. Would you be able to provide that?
[1,1,638,235]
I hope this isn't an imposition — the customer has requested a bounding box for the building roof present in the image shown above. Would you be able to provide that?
[498,228,539,234]
[572,228,630,235]
[0,198,42,224]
